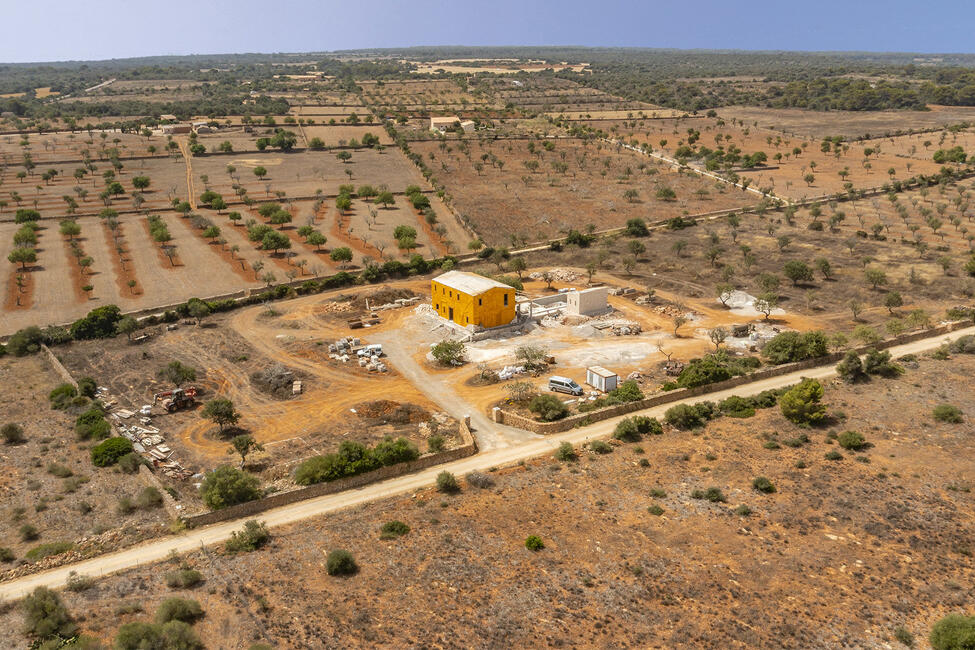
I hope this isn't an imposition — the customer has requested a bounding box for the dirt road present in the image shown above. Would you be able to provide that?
[370,330,539,449]
[1,324,970,599]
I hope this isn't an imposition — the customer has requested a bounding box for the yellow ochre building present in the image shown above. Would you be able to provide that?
[431,271,516,329]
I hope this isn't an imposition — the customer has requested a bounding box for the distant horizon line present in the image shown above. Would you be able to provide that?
[1,45,972,67]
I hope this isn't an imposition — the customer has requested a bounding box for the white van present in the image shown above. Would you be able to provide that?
[548,376,583,396]
[357,344,383,358]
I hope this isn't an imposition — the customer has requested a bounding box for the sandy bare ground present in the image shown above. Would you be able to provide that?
[719,104,975,139]
[1,323,971,601]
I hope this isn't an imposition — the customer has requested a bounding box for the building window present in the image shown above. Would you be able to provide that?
[478,298,482,306]
[503,293,509,306]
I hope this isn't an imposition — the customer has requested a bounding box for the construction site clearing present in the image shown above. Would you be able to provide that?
[41,266,817,519]
[416,270,791,378]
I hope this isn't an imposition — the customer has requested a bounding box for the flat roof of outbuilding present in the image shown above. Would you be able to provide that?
[433,271,511,296]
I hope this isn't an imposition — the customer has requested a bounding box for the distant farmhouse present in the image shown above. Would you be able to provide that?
[430,116,475,133]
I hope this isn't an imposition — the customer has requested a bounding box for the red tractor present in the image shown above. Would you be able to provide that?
[153,387,198,412]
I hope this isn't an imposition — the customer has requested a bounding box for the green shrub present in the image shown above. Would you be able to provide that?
[75,407,110,440]
[380,520,410,539]
[529,394,569,421]
[637,416,664,435]
[762,330,829,364]
[436,471,460,493]
[200,466,261,509]
[524,535,545,551]
[225,520,270,553]
[326,549,358,576]
[613,418,642,442]
[65,572,95,592]
[555,442,577,461]
[837,431,867,450]
[934,404,964,423]
[91,437,133,466]
[25,541,74,562]
[155,597,204,624]
[863,348,903,377]
[780,378,828,425]
[735,504,753,516]
[6,326,46,356]
[48,383,78,410]
[427,434,445,453]
[752,476,776,493]
[69,304,122,340]
[371,436,421,466]
[664,402,718,429]
[431,340,466,366]
[19,523,39,541]
[1,422,26,444]
[118,452,142,474]
[294,437,419,485]
[676,352,759,388]
[836,351,867,383]
[22,586,77,640]
[589,440,613,454]
[135,487,164,509]
[165,568,203,589]
[0,547,13,562]
[114,621,202,650]
[648,504,665,516]
[893,625,914,647]
[46,462,72,478]
[719,395,756,418]
[949,335,975,354]
[783,434,810,448]
[76,376,97,398]
[691,487,726,503]
[825,450,843,461]
[607,380,643,403]
[930,614,975,650]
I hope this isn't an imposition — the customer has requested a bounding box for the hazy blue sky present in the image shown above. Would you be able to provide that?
[2,0,970,63]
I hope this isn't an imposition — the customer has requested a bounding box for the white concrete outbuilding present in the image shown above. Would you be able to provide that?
[567,286,609,316]
[586,366,618,392]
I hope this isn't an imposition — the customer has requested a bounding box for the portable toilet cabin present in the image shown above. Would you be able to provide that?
[586,366,618,393]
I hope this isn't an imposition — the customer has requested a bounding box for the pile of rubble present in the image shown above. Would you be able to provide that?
[653,303,689,319]
[591,319,643,336]
[318,301,354,315]
[99,386,193,480]
[497,364,526,380]
[539,314,565,328]
[528,268,580,283]
[611,287,640,297]
[252,364,299,399]
[373,296,421,311]
[611,322,642,336]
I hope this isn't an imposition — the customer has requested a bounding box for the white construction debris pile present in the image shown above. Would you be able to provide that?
[591,318,643,336]
[497,365,526,380]
[528,268,580,283]
[720,290,786,317]
[373,296,421,311]
[96,386,193,480]
[329,336,387,372]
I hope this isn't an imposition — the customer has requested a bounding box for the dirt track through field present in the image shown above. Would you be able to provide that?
[178,138,197,209]
[4,323,971,599]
